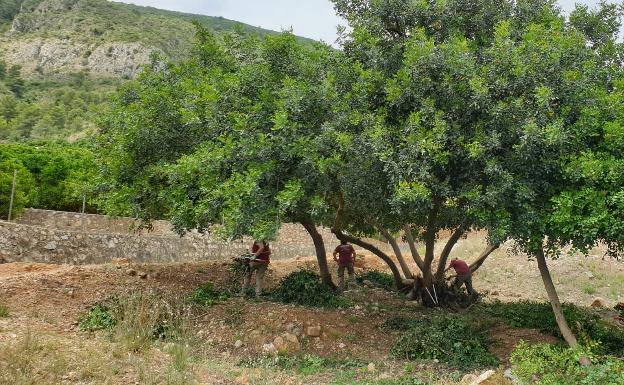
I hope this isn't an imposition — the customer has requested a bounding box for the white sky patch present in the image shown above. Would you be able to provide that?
[115,0,611,45]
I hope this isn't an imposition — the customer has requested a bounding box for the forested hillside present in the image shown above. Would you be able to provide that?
[0,0,312,141]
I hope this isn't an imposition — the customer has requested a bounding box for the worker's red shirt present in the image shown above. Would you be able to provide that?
[252,243,271,264]
[334,244,355,264]
[450,259,470,276]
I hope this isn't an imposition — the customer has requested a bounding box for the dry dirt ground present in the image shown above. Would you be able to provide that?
[0,233,622,385]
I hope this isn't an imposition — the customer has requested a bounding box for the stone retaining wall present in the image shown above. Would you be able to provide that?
[1,209,367,264]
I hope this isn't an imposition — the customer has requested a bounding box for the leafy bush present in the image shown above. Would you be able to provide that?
[479,300,624,356]
[271,270,350,308]
[187,283,229,306]
[78,303,116,331]
[356,270,395,290]
[511,341,624,385]
[391,313,497,370]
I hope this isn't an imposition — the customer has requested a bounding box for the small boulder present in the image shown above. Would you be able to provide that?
[585,271,595,280]
[44,241,57,250]
[262,342,277,354]
[138,272,148,279]
[490,290,499,296]
[306,325,321,337]
[470,370,495,385]
[234,339,243,349]
[367,362,375,372]
[460,374,478,385]
[273,336,286,351]
[283,333,298,344]
[591,298,607,308]
[126,269,137,276]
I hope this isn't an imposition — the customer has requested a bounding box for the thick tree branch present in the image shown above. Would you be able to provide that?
[535,245,580,349]
[422,200,441,282]
[469,243,499,273]
[376,225,413,279]
[435,225,467,280]
[301,220,336,289]
[403,224,424,272]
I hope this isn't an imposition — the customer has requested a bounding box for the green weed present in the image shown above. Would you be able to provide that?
[78,303,116,331]
[390,313,497,370]
[270,270,351,308]
[511,341,624,385]
[356,270,395,290]
[0,303,9,318]
[478,300,624,356]
[187,283,229,307]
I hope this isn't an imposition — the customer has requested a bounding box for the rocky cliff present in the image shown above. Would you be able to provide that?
[0,0,301,79]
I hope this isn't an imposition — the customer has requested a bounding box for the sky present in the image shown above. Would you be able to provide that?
[117,0,608,46]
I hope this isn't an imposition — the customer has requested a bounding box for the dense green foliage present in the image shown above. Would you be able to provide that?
[271,270,350,308]
[390,313,497,370]
[356,270,395,290]
[78,303,116,331]
[511,342,624,385]
[186,283,229,307]
[0,61,113,141]
[480,301,624,356]
[0,0,313,142]
[0,142,96,217]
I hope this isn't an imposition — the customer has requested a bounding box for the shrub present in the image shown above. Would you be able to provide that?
[270,270,351,308]
[479,300,624,356]
[381,316,422,331]
[390,313,497,370]
[110,291,190,351]
[356,270,395,290]
[78,303,116,331]
[187,283,228,306]
[511,341,624,385]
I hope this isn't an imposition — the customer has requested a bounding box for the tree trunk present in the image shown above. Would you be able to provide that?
[434,226,465,280]
[378,226,413,279]
[403,224,424,272]
[331,228,404,290]
[535,246,579,348]
[301,220,336,289]
[421,203,439,286]
[469,244,499,273]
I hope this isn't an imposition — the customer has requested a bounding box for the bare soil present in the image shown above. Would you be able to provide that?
[0,238,622,385]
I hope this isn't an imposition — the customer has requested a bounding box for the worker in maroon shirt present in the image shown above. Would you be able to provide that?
[444,257,476,296]
[333,240,357,291]
[240,240,271,298]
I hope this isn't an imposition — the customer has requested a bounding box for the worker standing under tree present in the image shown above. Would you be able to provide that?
[444,257,476,296]
[333,240,357,292]
[241,240,271,298]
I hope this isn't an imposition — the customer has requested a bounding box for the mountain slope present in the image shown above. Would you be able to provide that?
[0,0,315,142]
[1,0,313,78]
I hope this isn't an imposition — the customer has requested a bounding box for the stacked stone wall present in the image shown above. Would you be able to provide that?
[1,209,369,264]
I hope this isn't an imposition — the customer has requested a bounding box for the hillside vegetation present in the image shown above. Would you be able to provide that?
[0,0,313,141]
